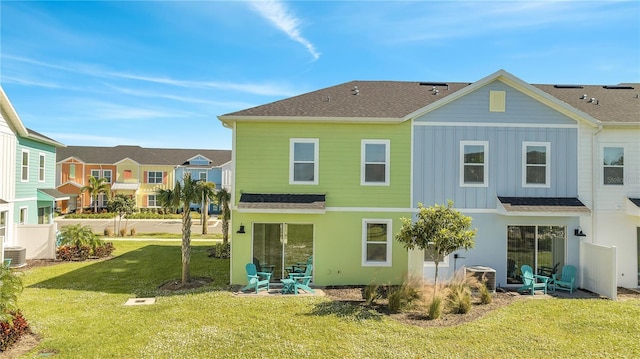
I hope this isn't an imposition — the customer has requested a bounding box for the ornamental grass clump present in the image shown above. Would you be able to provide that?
[478,281,493,305]
[445,270,477,314]
[363,283,381,305]
[387,276,422,313]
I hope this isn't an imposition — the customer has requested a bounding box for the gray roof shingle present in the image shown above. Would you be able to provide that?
[56,145,231,166]
[222,80,639,124]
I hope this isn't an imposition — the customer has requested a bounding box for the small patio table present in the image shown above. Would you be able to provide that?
[280,278,296,294]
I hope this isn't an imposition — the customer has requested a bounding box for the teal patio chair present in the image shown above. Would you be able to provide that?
[552,265,576,294]
[285,255,312,276]
[517,265,549,295]
[281,264,314,294]
[2,258,11,268]
[241,263,272,294]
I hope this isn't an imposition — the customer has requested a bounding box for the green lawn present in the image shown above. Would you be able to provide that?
[16,241,640,358]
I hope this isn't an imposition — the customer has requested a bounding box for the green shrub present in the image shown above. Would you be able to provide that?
[212,242,230,259]
[65,212,115,219]
[59,224,103,251]
[0,265,22,324]
[428,294,443,319]
[0,311,29,352]
[363,283,381,305]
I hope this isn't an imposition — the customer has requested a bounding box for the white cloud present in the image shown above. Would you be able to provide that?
[250,0,320,60]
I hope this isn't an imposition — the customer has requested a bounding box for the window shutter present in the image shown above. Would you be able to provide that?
[163,172,167,184]
[143,171,147,183]
[143,195,148,206]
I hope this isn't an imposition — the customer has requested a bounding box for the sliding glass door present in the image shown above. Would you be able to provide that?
[506,225,565,284]
[253,223,313,280]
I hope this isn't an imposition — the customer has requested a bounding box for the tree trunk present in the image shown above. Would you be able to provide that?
[202,198,209,235]
[181,203,191,284]
[434,262,440,294]
[222,216,229,245]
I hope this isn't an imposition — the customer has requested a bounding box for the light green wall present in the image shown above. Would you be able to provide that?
[232,120,415,286]
[234,121,412,208]
[231,209,417,286]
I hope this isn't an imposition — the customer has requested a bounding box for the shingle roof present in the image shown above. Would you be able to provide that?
[628,198,640,207]
[498,197,591,213]
[238,193,326,211]
[56,145,231,166]
[222,80,639,124]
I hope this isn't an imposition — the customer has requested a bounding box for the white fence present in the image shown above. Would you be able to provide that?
[15,223,57,260]
[580,241,617,300]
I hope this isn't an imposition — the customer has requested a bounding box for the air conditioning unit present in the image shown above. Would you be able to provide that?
[4,246,27,268]
[465,265,496,292]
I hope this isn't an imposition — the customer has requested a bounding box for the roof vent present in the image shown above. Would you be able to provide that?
[580,94,588,99]
[352,86,359,95]
[589,98,599,105]
[603,85,635,89]
[420,82,449,91]
[554,85,584,89]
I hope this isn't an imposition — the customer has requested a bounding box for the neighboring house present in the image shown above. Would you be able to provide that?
[219,69,639,293]
[55,146,232,212]
[1,86,66,262]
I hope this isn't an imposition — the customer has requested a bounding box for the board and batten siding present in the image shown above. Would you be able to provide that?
[413,80,579,209]
[416,81,576,125]
[235,121,411,208]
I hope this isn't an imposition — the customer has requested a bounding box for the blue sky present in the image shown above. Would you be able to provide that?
[1,1,638,150]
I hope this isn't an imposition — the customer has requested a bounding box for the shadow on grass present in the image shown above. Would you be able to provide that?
[27,244,230,297]
[308,301,383,321]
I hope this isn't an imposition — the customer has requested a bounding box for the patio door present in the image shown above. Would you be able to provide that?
[506,225,565,284]
[252,223,313,280]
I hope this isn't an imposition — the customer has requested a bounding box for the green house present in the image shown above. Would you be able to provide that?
[219,83,423,286]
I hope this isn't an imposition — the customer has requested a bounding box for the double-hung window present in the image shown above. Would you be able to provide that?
[21,150,29,181]
[603,147,624,185]
[361,140,390,185]
[199,172,207,182]
[91,169,101,180]
[148,171,163,184]
[103,170,112,183]
[460,141,488,187]
[290,139,318,184]
[362,219,392,266]
[522,142,550,187]
[148,194,158,207]
[39,154,46,182]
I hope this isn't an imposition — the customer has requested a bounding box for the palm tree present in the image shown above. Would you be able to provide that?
[196,181,217,235]
[215,188,231,245]
[155,172,199,285]
[80,176,111,213]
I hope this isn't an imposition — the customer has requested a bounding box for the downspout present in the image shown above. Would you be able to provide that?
[591,124,603,244]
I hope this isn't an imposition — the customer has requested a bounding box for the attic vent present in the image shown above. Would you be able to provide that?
[352,86,359,95]
[603,85,635,89]
[554,85,584,89]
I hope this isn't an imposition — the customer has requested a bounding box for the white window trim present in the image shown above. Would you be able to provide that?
[147,194,158,208]
[289,138,319,185]
[19,207,28,225]
[38,153,46,182]
[103,169,112,183]
[423,250,450,268]
[361,139,390,186]
[459,141,489,188]
[148,171,163,184]
[362,219,392,267]
[522,142,550,188]
[21,149,29,182]
[601,144,625,187]
[91,169,101,180]
[199,171,207,182]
